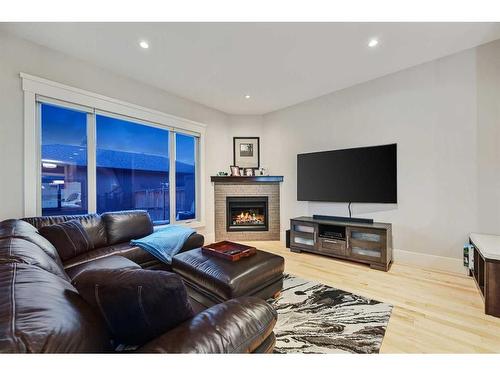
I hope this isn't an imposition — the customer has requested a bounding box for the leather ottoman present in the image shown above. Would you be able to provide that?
[172,248,285,309]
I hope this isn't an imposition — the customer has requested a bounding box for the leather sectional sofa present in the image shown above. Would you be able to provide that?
[0,211,277,353]
[21,210,205,272]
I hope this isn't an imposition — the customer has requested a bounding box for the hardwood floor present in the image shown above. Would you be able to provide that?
[244,240,500,353]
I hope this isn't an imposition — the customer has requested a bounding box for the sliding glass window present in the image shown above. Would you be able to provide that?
[96,114,170,223]
[40,103,88,216]
[37,99,200,224]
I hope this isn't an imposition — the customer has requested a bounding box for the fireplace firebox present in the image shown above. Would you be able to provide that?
[226,196,269,232]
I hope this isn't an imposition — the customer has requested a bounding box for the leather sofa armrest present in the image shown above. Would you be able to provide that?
[180,232,204,252]
[137,296,277,353]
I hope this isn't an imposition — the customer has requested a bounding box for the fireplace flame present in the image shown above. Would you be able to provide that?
[233,211,265,225]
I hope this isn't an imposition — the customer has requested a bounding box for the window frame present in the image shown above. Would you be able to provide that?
[173,132,200,224]
[22,73,206,228]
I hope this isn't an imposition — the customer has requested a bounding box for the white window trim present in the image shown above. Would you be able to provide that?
[22,73,206,229]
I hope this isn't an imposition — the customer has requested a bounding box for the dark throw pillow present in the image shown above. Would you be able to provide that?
[72,268,195,346]
[39,220,92,261]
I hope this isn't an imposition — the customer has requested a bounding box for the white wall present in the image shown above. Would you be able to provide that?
[476,39,500,234]
[262,49,479,268]
[0,31,230,239]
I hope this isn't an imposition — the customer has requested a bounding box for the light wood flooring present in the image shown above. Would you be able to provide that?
[243,240,500,353]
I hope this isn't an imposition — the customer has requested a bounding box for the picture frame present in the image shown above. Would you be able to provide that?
[233,137,260,169]
[230,165,241,176]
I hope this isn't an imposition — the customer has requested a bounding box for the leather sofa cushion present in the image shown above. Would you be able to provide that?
[0,237,70,282]
[138,297,277,353]
[62,242,158,269]
[101,210,153,245]
[0,219,63,265]
[62,233,204,270]
[65,255,141,280]
[22,214,108,249]
[40,220,93,262]
[0,218,38,237]
[73,268,194,346]
[172,249,285,301]
[0,263,111,353]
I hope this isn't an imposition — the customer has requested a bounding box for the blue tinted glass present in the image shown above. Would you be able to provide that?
[41,103,88,216]
[96,115,170,223]
[175,133,196,220]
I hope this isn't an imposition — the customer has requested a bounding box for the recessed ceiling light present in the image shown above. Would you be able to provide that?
[139,40,149,49]
[368,38,379,48]
[245,95,251,99]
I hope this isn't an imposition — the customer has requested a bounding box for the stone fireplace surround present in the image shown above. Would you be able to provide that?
[212,176,283,241]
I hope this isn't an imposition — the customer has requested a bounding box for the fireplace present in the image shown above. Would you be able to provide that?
[213,177,281,241]
[226,196,269,232]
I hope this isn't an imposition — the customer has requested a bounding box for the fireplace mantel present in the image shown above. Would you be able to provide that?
[211,176,283,183]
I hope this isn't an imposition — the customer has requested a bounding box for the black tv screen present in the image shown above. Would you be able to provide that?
[297,144,397,203]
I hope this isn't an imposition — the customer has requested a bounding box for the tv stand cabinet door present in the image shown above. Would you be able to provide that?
[346,227,387,265]
[290,220,318,251]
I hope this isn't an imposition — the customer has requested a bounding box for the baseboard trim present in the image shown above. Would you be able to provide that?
[393,248,467,275]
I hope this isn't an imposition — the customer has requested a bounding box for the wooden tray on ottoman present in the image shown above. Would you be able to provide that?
[202,241,257,261]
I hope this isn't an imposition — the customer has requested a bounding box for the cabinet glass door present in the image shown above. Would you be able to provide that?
[347,227,385,263]
[291,221,317,250]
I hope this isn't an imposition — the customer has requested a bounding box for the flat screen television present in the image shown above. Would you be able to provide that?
[297,143,397,203]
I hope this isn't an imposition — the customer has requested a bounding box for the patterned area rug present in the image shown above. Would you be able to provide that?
[269,274,393,354]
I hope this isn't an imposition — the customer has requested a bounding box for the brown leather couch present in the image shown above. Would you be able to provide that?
[0,211,277,353]
[21,210,205,271]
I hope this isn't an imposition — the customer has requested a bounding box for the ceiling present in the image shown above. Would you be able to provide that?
[2,23,500,115]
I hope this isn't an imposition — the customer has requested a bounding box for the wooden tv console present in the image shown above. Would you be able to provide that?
[468,233,500,318]
[289,216,392,271]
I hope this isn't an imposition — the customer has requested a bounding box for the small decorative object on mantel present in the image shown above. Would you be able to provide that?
[233,137,260,168]
[217,171,228,176]
[256,167,268,176]
[230,165,241,176]
[244,168,254,176]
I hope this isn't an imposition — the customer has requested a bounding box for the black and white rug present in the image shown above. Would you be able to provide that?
[269,274,393,354]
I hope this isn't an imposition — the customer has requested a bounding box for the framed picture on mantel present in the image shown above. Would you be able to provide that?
[233,137,260,168]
